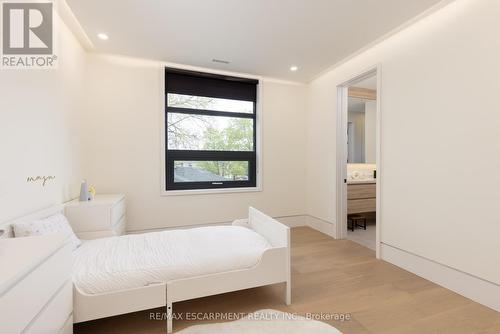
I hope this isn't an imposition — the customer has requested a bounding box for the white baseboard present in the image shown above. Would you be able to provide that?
[381,243,500,312]
[276,215,336,238]
[128,215,307,235]
[127,221,231,234]
[129,214,336,238]
[275,215,308,228]
[304,215,336,238]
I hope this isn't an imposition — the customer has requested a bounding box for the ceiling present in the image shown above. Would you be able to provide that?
[67,0,443,82]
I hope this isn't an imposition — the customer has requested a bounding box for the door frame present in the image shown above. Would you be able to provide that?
[336,65,382,259]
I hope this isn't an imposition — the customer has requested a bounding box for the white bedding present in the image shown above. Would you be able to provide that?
[73,226,270,295]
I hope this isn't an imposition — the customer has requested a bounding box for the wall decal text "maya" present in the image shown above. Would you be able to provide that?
[27,176,56,187]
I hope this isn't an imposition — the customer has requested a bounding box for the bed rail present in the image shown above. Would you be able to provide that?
[239,207,290,248]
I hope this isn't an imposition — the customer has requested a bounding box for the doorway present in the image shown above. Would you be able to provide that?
[336,67,381,258]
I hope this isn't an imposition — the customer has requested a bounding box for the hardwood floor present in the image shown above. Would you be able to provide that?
[75,227,500,334]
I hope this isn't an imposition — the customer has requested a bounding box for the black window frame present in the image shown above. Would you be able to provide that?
[165,68,258,191]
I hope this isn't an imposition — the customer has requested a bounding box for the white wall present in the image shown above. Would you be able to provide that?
[306,0,500,286]
[364,100,376,163]
[2,0,496,308]
[81,54,307,231]
[0,15,86,222]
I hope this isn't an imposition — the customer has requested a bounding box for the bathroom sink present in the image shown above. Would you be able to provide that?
[347,178,376,184]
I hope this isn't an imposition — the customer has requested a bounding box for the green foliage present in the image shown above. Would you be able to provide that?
[167,93,253,180]
[198,118,252,179]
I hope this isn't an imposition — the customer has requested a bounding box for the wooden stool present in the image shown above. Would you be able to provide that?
[348,214,367,231]
[347,217,355,231]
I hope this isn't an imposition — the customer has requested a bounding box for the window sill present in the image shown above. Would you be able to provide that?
[161,186,262,196]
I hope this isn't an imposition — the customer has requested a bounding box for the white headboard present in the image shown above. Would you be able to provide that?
[0,204,65,239]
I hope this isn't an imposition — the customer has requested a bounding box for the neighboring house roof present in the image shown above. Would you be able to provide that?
[174,166,229,182]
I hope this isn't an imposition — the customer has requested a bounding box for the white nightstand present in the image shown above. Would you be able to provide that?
[65,194,126,239]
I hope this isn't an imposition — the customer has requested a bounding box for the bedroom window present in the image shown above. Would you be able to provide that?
[164,68,258,191]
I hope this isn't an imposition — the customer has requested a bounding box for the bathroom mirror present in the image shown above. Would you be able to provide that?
[347,97,376,164]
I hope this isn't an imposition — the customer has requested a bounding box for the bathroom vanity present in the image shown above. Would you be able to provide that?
[347,181,376,214]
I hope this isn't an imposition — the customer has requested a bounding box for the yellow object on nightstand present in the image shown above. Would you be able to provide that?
[88,185,96,199]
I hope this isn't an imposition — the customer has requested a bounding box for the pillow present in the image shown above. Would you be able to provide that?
[13,213,81,250]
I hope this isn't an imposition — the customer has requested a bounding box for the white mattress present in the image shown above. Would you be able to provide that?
[73,226,270,295]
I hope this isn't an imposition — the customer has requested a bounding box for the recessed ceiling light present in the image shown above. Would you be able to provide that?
[290,66,298,72]
[97,33,109,40]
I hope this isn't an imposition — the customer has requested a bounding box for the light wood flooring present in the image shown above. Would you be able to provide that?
[75,227,500,334]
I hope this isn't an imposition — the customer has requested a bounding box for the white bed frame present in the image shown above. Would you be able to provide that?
[72,206,290,333]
